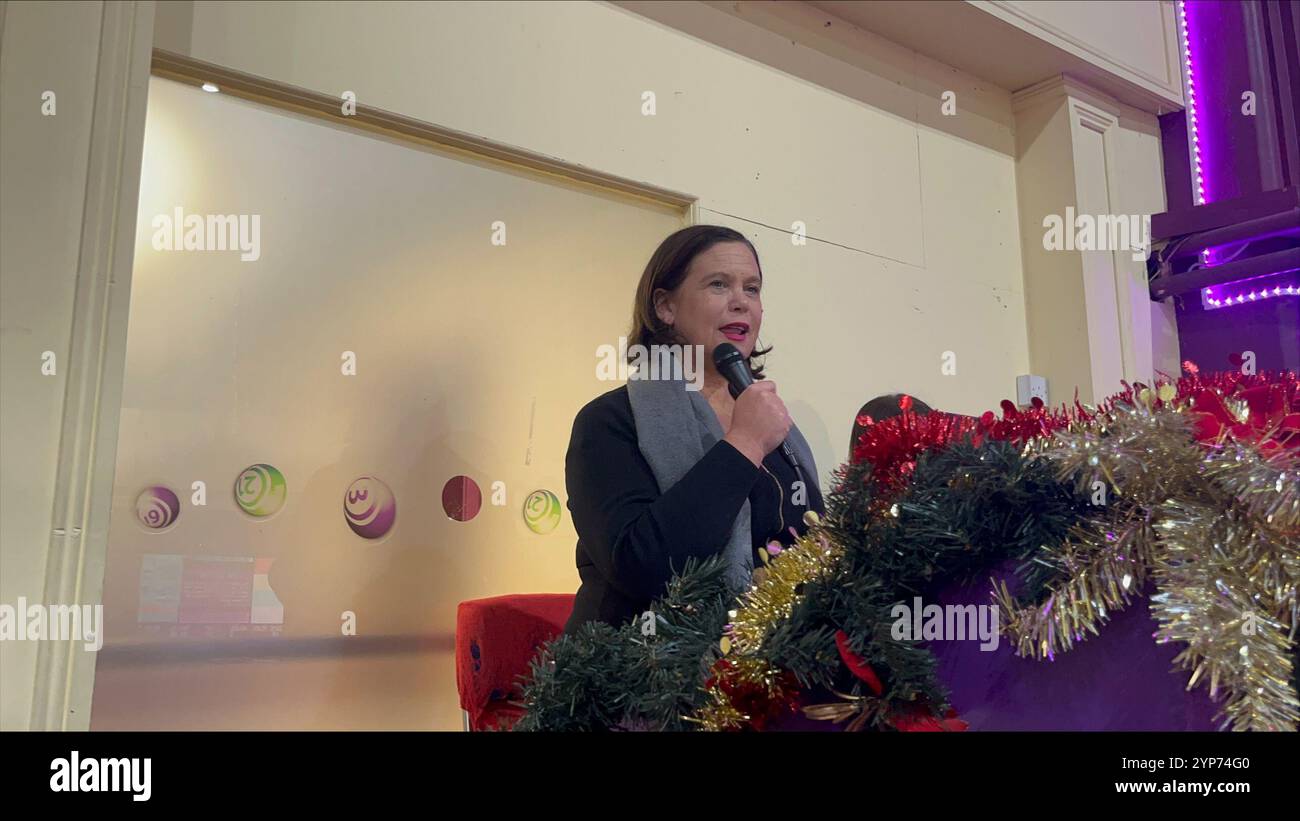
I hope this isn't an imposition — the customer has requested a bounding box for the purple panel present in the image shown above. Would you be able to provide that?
[926,561,1221,731]
[1176,288,1300,370]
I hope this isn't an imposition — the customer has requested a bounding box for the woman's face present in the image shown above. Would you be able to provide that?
[653,241,763,369]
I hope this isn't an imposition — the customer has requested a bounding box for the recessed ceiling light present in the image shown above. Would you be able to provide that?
[201,82,220,93]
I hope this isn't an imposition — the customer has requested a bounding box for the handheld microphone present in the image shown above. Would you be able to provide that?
[712,342,755,400]
[712,343,804,477]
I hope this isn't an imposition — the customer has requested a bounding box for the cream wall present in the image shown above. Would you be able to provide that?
[154,0,1033,477]
[90,77,684,730]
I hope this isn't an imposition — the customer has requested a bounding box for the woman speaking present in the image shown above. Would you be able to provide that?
[564,225,824,633]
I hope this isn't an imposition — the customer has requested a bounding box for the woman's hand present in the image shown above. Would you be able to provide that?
[723,381,792,467]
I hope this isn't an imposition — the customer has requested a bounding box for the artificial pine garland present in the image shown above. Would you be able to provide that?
[512,555,734,732]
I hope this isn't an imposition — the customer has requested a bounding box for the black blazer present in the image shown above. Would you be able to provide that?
[562,386,823,634]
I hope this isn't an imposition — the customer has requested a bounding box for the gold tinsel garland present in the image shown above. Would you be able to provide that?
[687,511,842,731]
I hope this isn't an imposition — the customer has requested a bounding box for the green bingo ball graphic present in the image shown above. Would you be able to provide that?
[522,489,562,535]
[235,464,287,517]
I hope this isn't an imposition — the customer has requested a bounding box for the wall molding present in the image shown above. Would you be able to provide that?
[151,49,696,213]
[1070,97,1120,135]
[1013,74,1122,118]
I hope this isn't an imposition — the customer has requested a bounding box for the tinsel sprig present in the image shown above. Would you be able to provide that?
[1202,443,1299,533]
[1152,497,1299,731]
[995,511,1154,660]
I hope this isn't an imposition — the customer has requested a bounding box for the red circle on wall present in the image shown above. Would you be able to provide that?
[441,475,483,522]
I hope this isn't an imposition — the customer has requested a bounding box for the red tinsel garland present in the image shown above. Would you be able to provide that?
[849,367,1300,498]
[848,399,976,502]
[702,659,802,731]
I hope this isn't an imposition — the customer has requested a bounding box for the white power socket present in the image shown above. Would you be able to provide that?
[1016,374,1048,407]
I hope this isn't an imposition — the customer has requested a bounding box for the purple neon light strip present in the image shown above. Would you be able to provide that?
[1202,271,1300,310]
[1179,1,1284,309]
[1178,1,1212,266]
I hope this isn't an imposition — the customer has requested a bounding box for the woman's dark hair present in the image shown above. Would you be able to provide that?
[629,225,772,378]
[849,393,933,454]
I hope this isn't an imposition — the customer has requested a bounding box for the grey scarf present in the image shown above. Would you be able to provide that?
[625,360,819,595]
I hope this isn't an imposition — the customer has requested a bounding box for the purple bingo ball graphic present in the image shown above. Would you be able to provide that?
[136,485,181,531]
[344,476,396,539]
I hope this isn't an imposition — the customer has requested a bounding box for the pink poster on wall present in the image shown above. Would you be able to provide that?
[138,554,284,638]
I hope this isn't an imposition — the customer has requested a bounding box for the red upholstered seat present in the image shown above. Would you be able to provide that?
[455,594,574,731]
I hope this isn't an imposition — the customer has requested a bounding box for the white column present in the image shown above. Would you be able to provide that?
[0,0,155,730]
[1013,75,1174,405]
